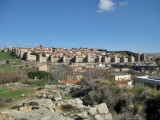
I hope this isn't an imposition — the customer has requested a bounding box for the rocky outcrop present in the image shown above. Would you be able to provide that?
[9,108,69,120]
[1,84,113,120]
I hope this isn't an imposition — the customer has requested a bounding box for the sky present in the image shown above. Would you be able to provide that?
[0,0,160,53]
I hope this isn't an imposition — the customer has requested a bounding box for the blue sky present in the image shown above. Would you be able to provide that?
[0,0,160,53]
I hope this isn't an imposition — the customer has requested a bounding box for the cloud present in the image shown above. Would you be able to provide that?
[97,0,128,13]
[97,0,116,13]
[25,43,39,47]
[119,1,128,6]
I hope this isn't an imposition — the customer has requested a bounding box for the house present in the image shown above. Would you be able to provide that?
[111,73,132,81]
[120,68,130,72]
[60,74,83,84]
[38,64,48,72]
[67,75,83,80]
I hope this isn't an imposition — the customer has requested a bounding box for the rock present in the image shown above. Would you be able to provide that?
[104,113,112,120]
[77,112,88,119]
[89,107,97,115]
[53,93,62,101]
[64,98,83,108]
[12,108,65,120]
[65,98,83,105]
[37,93,47,99]
[96,103,109,114]
[25,99,55,109]
[21,94,25,97]
[95,114,104,120]
[94,113,112,120]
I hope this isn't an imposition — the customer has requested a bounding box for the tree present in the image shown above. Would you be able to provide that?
[42,53,46,57]
[27,71,52,80]
[51,65,71,80]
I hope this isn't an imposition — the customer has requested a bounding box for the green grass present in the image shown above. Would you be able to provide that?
[0,62,24,70]
[0,60,30,71]
[0,52,25,70]
[0,52,15,61]
[0,87,34,99]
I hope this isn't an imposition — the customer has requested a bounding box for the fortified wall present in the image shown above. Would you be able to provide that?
[11,47,146,63]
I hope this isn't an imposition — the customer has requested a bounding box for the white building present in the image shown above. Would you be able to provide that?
[111,73,132,81]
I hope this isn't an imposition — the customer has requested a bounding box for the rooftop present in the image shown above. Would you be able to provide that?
[134,76,160,85]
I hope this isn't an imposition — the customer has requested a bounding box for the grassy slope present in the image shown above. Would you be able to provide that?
[0,52,29,70]
[0,86,35,99]
[0,52,15,61]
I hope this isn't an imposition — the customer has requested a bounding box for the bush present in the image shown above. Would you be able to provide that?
[113,112,141,120]
[71,79,122,111]
[11,104,21,109]
[42,53,46,57]
[114,93,134,113]
[27,71,52,80]
[145,95,160,120]
[61,104,76,111]
[0,98,6,108]
[30,52,39,56]
[0,97,13,108]
[0,70,28,84]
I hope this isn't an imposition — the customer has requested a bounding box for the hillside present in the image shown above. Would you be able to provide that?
[107,51,137,56]
[146,53,160,57]
[0,52,15,61]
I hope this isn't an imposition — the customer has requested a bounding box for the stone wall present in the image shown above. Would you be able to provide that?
[30,55,37,61]
[11,48,146,64]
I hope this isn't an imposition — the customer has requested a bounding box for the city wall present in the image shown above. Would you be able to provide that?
[11,48,146,63]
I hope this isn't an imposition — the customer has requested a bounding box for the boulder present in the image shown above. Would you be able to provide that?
[77,112,88,119]
[64,98,83,108]
[95,114,104,120]
[94,113,112,120]
[104,113,112,120]
[21,94,25,97]
[89,107,97,115]
[95,103,109,114]
[65,98,83,104]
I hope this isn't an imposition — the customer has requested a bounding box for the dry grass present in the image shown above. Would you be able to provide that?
[0,70,28,84]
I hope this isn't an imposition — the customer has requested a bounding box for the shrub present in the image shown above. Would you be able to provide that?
[10,104,21,109]
[61,104,76,111]
[113,112,141,120]
[42,53,46,57]
[30,52,39,56]
[114,93,134,113]
[71,79,122,111]
[0,98,13,108]
[27,71,52,80]
[145,95,160,120]
[5,98,13,102]
[0,70,28,84]
[0,98,5,108]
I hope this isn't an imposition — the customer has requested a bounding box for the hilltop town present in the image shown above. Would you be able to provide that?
[0,45,160,120]
[6,45,146,63]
